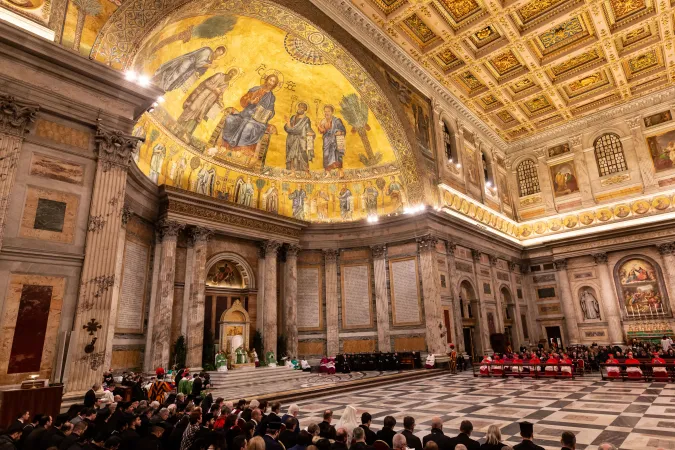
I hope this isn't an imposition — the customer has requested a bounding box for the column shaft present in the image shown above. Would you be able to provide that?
[555,259,580,345]
[418,236,446,354]
[594,253,624,345]
[508,262,525,348]
[65,128,140,393]
[186,227,211,369]
[489,256,505,332]
[263,241,281,357]
[520,264,540,343]
[471,250,491,353]
[284,245,299,357]
[446,243,464,353]
[0,96,38,250]
[371,245,391,352]
[657,244,675,314]
[144,237,162,372]
[151,220,184,370]
[324,249,339,356]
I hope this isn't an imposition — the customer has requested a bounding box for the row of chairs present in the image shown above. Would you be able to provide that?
[474,362,580,379]
[600,362,675,381]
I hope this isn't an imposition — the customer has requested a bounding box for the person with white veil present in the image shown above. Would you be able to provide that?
[336,405,359,443]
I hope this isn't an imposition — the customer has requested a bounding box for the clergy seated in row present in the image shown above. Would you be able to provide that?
[491,355,503,376]
[320,357,336,374]
[336,354,351,373]
[425,354,435,369]
[653,352,669,380]
[605,353,621,378]
[479,355,492,376]
[624,351,643,379]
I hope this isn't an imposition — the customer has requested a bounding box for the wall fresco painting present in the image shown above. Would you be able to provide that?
[646,127,675,172]
[131,13,408,222]
[615,257,668,316]
[549,160,579,197]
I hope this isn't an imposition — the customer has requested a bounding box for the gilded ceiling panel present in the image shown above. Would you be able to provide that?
[352,0,675,141]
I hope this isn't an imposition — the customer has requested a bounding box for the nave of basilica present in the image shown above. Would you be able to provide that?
[3,0,675,447]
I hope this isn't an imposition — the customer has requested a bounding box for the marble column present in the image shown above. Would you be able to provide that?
[594,253,624,345]
[262,241,282,357]
[102,206,132,370]
[257,247,265,333]
[472,249,491,353]
[418,235,446,354]
[151,220,185,370]
[371,244,391,352]
[554,259,580,345]
[284,245,300,358]
[64,127,141,393]
[446,242,465,353]
[0,96,38,250]
[324,249,339,356]
[657,243,675,315]
[489,255,505,332]
[520,264,540,344]
[508,262,525,348]
[186,227,212,370]
[144,236,163,372]
[181,243,194,336]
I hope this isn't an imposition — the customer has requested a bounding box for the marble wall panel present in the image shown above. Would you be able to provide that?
[19,187,79,243]
[29,153,85,185]
[342,339,376,353]
[111,349,143,370]
[0,274,65,384]
[34,120,91,151]
[298,341,325,356]
[393,336,426,351]
[386,242,417,257]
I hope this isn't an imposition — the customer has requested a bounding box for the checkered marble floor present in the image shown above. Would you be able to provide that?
[293,371,675,450]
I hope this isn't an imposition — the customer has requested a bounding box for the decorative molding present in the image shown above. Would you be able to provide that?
[95,126,142,171]
[286,244,301,258]
[0,95,38,137]
[188,226,212,245]
[370,244,386,259]
[625,115,642,130]
[509,261,518,272]
[471,249,482,262]
[263,240,282,255]
[416,234,438,251]
[593,253,609,265]
[121,205,133,226]
[570,135,582,147]
[554,259,568,271]
[489,255,499,266]
[520,263,530,274]
[446,241,457,257]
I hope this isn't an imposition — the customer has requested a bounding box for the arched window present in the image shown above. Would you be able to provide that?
[594,133,627,177]
[516,159,540,197]
[442,122,456,162]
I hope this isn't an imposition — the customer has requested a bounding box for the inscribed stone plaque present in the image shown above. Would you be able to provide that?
[341,264,372,329]
[297,266,322,330]
[34,199,67,232]
[389,258,421,325]
[117,239,150,333]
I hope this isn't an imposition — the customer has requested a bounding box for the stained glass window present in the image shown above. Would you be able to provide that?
[594,133,627,177]
[516,159,540,197]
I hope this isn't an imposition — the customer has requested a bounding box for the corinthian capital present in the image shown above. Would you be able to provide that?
[189,226,213,245]
[416,234,438,251]
[471,249,481,262]
[95,126,142,171]
[370,244,387,259]
[286,244,301,258]
[0,95,38,137]
[657,243,675,256]
[323,249,338,263]
[157,219,185,240]
[262,240,282,256]
[447,241,457,257]
[554,259,567,271]
[593,253,608,265]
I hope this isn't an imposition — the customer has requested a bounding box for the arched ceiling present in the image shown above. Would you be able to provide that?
[90,0,424,222]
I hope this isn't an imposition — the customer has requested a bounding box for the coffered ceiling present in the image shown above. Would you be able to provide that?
[355,0,675,142]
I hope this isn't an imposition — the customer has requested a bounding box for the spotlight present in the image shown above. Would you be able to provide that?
[138,75,150,87]
[367,215,379,223]
[448,158,454,163]
[486,181,492,188]
[147,106,155,113]
[124,71,137,82]
[157,96,165,103]
[456,163,462,169]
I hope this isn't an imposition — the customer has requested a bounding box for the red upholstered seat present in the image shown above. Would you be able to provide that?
[374,440,390,450]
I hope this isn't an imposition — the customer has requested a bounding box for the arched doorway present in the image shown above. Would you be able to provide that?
[501,286,515,350]
[459,280,481,360]
[204,254,257,359]
[219,300,252,365]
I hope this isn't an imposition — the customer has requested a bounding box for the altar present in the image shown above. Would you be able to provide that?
[219,300,256,369]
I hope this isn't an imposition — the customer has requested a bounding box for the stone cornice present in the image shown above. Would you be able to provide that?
[311,0,506,150]
[0,95,38,137]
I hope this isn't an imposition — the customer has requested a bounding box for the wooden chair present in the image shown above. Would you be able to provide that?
[374,440,391,450]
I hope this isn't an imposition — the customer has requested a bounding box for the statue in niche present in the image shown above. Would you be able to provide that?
[580,289,601,320]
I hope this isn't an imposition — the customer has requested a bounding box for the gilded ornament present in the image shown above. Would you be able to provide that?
[548,217,562,231]
[610,0,647,20]
[475,26,494,40]
[517,0,565,22]
[534,221,547,234]
[519,224,532,237]
[568,72,602,92]
[489,51,521,76]
[613,204,631,218]
[628,49,658,73]
[460,199,470,213]
[579,211,595,225]
[437,0,481,22]
[597,208,613,221]
[551,50,600,76]
[402,14,437,44]
[563,215,578,228]
[476,207,485,221]
[652,195,670,210]
[452,195,462,210]
[632,199,650,214]
[468,203,477,217]
[538,16,585,49]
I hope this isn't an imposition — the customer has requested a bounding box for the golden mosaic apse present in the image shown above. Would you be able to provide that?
[352,0,675,141]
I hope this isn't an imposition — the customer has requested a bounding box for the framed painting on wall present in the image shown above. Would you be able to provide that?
[549,160,579,197]
[646,127,675,172]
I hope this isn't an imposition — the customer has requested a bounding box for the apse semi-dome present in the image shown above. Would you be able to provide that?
[126,6,418,222]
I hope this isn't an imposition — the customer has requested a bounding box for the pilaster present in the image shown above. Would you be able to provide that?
[445,242,464,353]
[626,116,658,193]
[324,249,339,356]
[0,96,38,250]
[284,244,300,357]
[371,244,391,352]
[488,255,505,333]
[186,227,212,370]
[508,261,525,348]
[417,235,446,354]
[656,243,675,316]
[471,249,491,353]
[64,127,141,393]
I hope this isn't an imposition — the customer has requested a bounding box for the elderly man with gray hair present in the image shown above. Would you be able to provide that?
[597,445,617,450]
[393,433,408,450]
[352,427,369,450]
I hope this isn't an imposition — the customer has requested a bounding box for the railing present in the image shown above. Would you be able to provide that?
[472,362,579,379]
[600,362,675,381]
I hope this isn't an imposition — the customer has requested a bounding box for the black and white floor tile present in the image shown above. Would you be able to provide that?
[293,371,675,450]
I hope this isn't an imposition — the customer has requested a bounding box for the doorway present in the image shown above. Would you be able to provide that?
[463,328,474,360]
[545,326,563,350]
[443,309,452,344]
